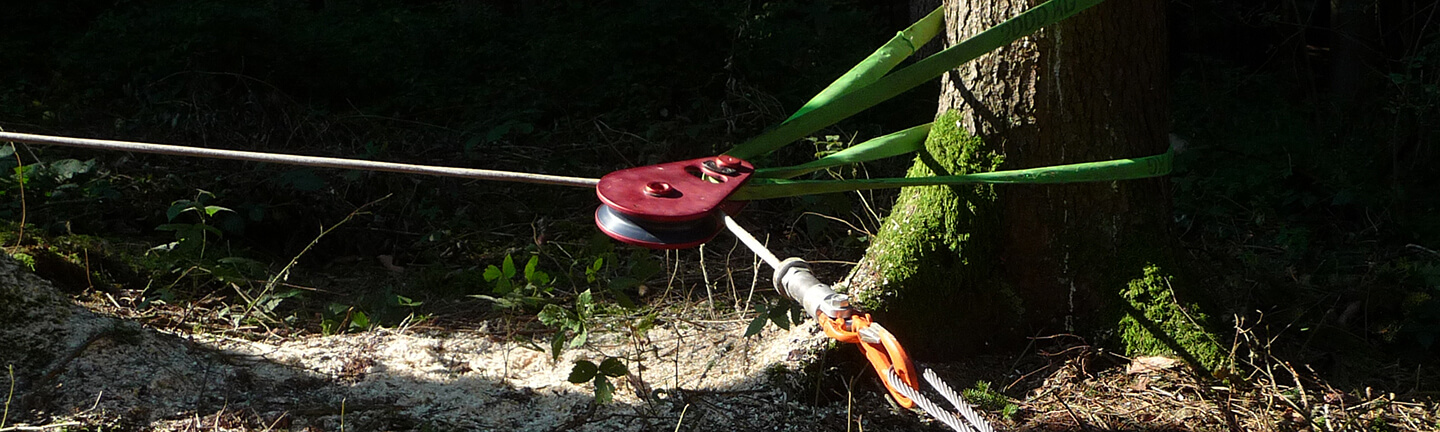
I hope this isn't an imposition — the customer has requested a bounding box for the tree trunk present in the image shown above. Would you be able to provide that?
[845,0,1223,370]
[1328,0,1379,105]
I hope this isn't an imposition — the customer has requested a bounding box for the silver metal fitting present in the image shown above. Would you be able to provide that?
[773,257,853,319]
[857,323,887,344]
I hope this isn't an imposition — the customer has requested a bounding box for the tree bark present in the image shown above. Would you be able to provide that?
[846,0,1223,370]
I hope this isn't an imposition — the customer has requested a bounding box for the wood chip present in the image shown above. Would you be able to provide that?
[1126,356,1180,374]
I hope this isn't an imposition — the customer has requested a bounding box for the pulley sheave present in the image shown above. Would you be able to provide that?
[593,155,753,249]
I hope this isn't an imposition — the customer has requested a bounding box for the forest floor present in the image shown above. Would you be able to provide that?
[3,109,1437,431]
[6,247,1439,432]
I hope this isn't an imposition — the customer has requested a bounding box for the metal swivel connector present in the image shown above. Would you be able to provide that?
[773,257,853,319]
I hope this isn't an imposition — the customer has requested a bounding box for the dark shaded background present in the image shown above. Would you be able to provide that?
[0,0,1437,376]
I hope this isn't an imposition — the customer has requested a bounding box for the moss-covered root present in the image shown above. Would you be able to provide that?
[1118,264,1226,375]
[843,110,1021,356]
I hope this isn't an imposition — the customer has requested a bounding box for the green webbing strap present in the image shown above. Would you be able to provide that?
[753,123,931,179]
[731,149,1172,201]
[785,8,945,122]
[726,0,1145,201]
[726,0,1106,161]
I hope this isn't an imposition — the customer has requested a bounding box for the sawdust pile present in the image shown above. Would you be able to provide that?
[2,256,943,431]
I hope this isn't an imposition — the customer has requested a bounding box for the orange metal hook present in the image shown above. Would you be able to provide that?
[819,313,919,408]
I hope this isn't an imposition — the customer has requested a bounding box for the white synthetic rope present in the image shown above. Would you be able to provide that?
[0,131,599,188]
[719,211,781,269]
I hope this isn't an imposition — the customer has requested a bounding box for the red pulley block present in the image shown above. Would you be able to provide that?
[594,155,753,249]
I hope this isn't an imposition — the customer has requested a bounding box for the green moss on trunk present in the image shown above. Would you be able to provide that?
[847,112,1227,363]
[843,0,1218,363]
[846,111,1024,355]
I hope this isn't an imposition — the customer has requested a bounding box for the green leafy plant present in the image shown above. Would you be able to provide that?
[471,254,553,309]
[219,287,304,328]
[395,294,423,308]
[580,248,663,309]
[317,293,425,335]
[538,289,597,360]
[568,357,628,404]
[138,190,268,299]
[806,134,847,159]
[963,380,1019,420]
[0,147,115,219]
[7,252,34,271]
[745,296,805,337]
[151,190,231,259]
[321,302,371,335]
[0,148,97,190]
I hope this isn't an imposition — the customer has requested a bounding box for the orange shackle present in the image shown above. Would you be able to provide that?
[819,313,919,408]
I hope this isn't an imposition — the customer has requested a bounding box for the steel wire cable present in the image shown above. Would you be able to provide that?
[884,368,975,432]
[923,368,995,432]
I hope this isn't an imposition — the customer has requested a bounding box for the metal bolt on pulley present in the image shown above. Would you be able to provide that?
[593,155,754,249]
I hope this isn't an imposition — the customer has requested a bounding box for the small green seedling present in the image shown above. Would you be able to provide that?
[964,380,1019,420]
[537,289,596,360]
[568,357,628,404]
[745,297,805,337]
[321,303,371,335]
[581,249,664,310]
[471,254,553,309]
[152,190,231,258]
